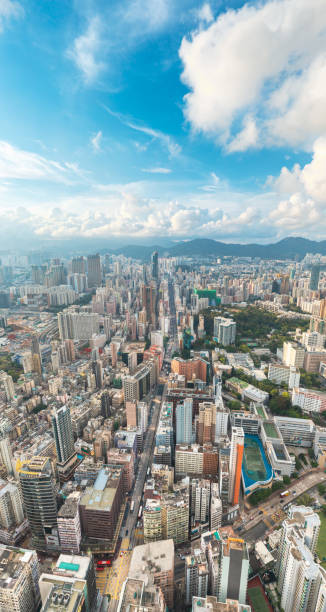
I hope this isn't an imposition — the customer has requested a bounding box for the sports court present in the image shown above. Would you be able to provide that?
[242,434,273,494]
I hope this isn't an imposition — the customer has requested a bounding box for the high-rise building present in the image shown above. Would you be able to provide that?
[229,427,244,505]
[0,545,41,611]
[87,254,101,288]
[191,478,211,524]
[58,310,100,340]
[213,317,236,346]
[0,435,14,477]
[141,283,156,325]
[0,372,15,401]
[71,256,86,274]
[210,482,222,531]
[197,402,216,444]
[31,333,42,375]
[283,342,305,368]
[0,479,24,532]
[185,549,209,605]
[277,509,325,612]
[57,493,81,554]
[310,264,321,291]
[18,457,57,550]
[176,398,193,444]
[52,405,75,464]
[151,251,159,280]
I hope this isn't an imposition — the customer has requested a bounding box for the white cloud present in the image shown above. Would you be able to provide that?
[0,141,79,182]
[179,0,326,151]
[67,16,105,83]
[125,0,170,32]
[227,116,259,152]
[269,194,321,231]
[272,137,326,203]
[91,130,102,152]
[103,104,181,157]
[0,0,22,32]
[197,3,213,24]
[141,167,171,174]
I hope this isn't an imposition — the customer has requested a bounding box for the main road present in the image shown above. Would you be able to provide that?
[105,384,166,610]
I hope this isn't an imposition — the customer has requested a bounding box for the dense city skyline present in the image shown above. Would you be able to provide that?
[0,0,326,247]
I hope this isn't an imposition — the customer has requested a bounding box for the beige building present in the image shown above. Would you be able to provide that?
[0,545,40,612]
[128,540,174,609]
[175,444,204,477]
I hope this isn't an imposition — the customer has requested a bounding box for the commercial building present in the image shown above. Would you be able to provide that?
[52,405,77,481]
[18,457,57,550]
[229,427,244,506]
[87,254,101,288]
[268,363,300,389]
[0,545,40,612]
[79,466,123,541]
[0,372,15,401]
[213,317,236,346]
[175,445,204,477]
[191,479,211,524]
[176,398,194,444]
[128,540,174,609]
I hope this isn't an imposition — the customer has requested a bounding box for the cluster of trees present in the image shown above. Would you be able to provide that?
[249,481,284,506]
[269,395,309,420]
[201,306,309,354]
[0,354,22,382]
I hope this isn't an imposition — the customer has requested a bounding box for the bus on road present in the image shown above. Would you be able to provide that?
[280,490,290,498]
[130,501,135,513]
[138,505,143,519]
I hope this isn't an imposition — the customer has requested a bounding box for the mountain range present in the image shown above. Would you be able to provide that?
[105,237,326,261]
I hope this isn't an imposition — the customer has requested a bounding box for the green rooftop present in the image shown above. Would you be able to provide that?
[263,421,279,439]
[228,377,248,389]
[256,405,266,419]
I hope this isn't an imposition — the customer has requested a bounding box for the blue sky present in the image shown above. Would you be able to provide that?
[0,0,326,248]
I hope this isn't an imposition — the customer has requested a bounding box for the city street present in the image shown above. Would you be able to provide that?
[240,470,326,544]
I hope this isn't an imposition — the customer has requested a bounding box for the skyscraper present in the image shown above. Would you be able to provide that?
[71,256,86,274]
[52,405,75,464]
[87,254,101,287]
[176,398,193,444]
[31,333,42,375]
[277,509,325,612]
[18,457,57,549]
[141,283,156,325]
[151,251,159,280]
[229,427,244,505]
[310,264,321,291]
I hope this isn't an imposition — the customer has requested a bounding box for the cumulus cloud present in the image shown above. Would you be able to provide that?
[272,137,326,203]
[67,16,105,83]
[179,0,326,151]
[0,0,23,32]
